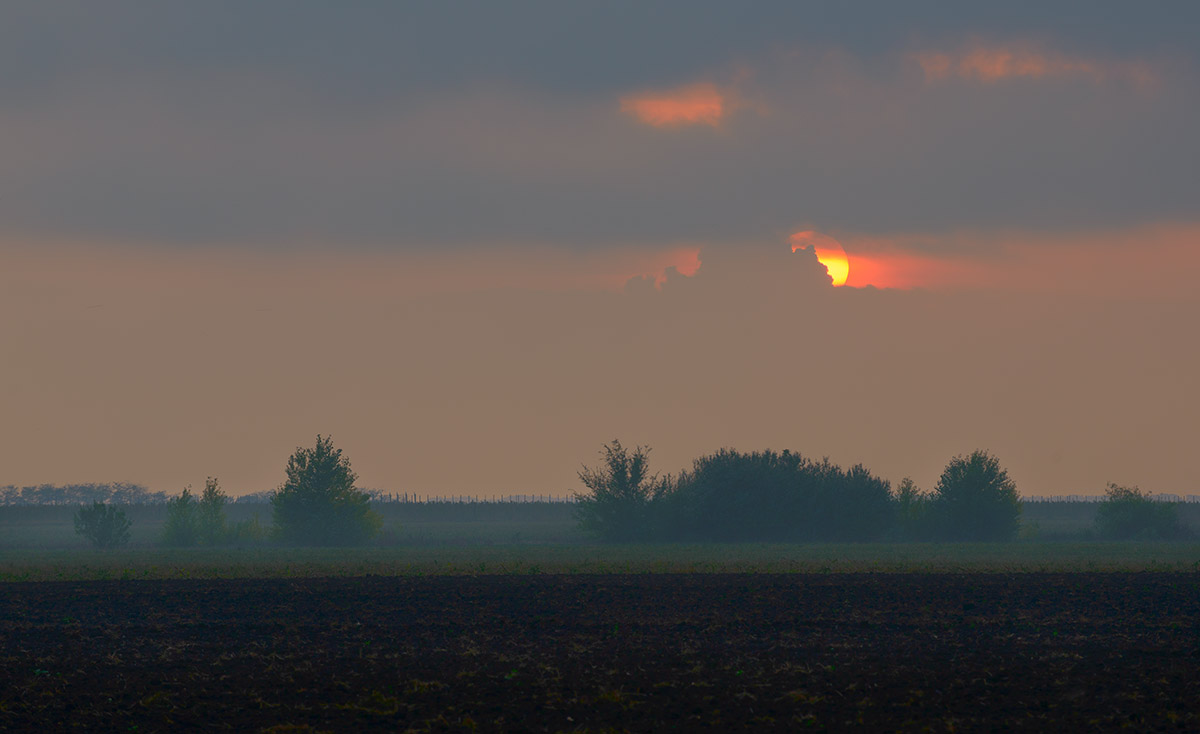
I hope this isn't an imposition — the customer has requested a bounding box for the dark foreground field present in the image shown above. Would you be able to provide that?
[2,574,1198,732]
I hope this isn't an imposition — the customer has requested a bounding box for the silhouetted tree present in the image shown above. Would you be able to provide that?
[1094,483,1189,540]
[73,502,132,548]
[929,451,1021,541]
[891,477,932,540]
[197,477,229,545]
[575,440,670,541]
[271,435,382,545]
[161,487,199,546]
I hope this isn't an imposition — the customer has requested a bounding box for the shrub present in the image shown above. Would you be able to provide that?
[929,451,1021,541]
[73,502,132,548]
[1095,483,1189,540]
[271,435,382,545]
[575,440,670,541]
[228,513,268,545]
[161,487,199,546]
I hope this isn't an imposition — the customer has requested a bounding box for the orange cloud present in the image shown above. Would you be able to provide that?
[913,42,1155,87]
[620,83,729,128]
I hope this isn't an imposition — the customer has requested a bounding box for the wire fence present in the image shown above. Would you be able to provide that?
[229,491,581,505]
[368,493,579,504]
[1023,494,1200,503]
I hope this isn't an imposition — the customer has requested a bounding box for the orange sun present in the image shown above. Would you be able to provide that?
[790,230,849,286]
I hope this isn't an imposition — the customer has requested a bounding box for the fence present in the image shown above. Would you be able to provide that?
[368,493,579,504]
[1023,494,1200,503]
[230,491,580,505]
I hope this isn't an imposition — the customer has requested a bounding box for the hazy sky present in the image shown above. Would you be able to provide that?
[3,2,1198,497]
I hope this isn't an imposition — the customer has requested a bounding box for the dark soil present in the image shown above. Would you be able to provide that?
[2,573,1199,732]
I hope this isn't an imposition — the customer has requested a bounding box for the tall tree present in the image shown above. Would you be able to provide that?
[930,450,1021,541]
[197,477,229,545]
[271,435,381,545]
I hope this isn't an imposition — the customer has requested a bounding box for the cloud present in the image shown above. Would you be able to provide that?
[912,41,1157,86]
[620,82,731,128]
[0,24,1193,249]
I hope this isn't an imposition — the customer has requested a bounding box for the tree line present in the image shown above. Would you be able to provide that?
[64,436,1193,548]
[2,483,167,506]
[574,440,1190,543]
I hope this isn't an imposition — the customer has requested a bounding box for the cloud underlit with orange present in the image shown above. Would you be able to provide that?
[913,41,1156,86]
[620,82,730,127]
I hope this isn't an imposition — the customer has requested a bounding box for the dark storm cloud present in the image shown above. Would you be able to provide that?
[0,2,1197,250]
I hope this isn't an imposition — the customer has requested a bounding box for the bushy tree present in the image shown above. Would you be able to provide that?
[659,449,893,542]
[663,449,806,541]
[929,451,1021,541]
[1095,483,1189,540]
[161,487,199,546]
[891,477,932,540]
[575,440,670,541]
[271,435,382,545]
[73,502,132,548]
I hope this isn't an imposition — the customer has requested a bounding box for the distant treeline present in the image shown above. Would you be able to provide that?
[0,483,168,506]
[573,442,1194,543]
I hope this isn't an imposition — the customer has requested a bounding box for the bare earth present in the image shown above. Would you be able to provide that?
[2,573,1198,731]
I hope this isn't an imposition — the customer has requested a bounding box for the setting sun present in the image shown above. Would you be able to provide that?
[790,230,849,286]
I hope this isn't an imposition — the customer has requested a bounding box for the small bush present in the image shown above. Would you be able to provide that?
[1095,483,1189,540]
[73,502,132,548]
[228,513,268,545]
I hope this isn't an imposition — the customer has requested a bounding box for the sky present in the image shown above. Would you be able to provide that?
[2,2,1198,498]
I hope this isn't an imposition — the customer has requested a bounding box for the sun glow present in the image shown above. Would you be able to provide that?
[790,231,849,286]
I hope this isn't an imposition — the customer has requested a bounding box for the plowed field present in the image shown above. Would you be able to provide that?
[2,573,1198,731]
